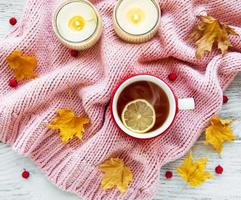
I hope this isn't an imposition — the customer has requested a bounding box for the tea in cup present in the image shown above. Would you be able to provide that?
[111,75,195,139]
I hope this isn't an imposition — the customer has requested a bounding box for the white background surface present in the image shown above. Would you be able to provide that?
[0,0,241,199]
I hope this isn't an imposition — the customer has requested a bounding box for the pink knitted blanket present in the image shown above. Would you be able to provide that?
[0,0,241,199]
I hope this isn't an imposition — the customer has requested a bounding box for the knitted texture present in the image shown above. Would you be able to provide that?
[0,0,241,199]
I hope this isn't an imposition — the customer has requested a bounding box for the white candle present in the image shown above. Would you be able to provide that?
[113,0,161,43]
[53,0,102,50]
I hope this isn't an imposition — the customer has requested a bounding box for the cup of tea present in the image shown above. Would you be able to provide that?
[111,74,195,139]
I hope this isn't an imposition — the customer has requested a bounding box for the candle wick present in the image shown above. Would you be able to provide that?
[134,15,139,21]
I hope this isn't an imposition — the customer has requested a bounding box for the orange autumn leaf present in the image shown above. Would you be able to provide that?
[6,50,38,81]
[190,15,238,59]
[205,115,235,154]
[98,158,133,193]
[176,153,212,187]
[48,109,89,143]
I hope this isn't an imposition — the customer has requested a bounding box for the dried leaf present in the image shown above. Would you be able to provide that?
[98,158,133,193]
[176,153,212,187]
[48,109,89,143]
[190,15,238,59]
[205,115,235,154]
[6,50,38,81]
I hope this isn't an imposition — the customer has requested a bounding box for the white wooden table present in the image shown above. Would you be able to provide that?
[0,1,241,199]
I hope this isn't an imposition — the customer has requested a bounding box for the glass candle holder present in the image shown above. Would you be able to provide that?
[113,0,161,43]
[53,0,103,50]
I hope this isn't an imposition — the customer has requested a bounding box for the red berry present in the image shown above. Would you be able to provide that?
[9,17,17,26]
[9,79,18,88]
[22,170,30,179]
[215,165,223,174]
[165,171,173,179]
[223,95,229,104]
[168,73,177,82]
[70,49,79,57]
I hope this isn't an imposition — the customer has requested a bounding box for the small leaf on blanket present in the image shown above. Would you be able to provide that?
[6,50,38,81]
[176,153,212,187]
[98,158,133,193]
[205,115,235,154]
[48,109,90,143]
[190,15,238,59]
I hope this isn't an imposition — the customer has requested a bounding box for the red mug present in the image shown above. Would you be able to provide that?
[111,75,195,139]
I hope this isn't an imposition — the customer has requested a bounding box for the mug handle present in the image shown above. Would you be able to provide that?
[178,98,195,110]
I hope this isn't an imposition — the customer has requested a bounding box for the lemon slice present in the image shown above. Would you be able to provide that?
[121,99,156,133]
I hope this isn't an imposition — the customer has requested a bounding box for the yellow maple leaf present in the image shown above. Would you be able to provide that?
[190,15,238,59]
[98,158,133,193]
[48,109,90,143]
[176,153,212,187]
[205,115,235,154]
[6,50,38,81]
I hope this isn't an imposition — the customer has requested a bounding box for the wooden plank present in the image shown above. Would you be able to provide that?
[156,141,241,200]
[0,0,26,36]
[1,141,241,200]
[197,72,241,141]
[0,143,80,200]
[220,73,241,139]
